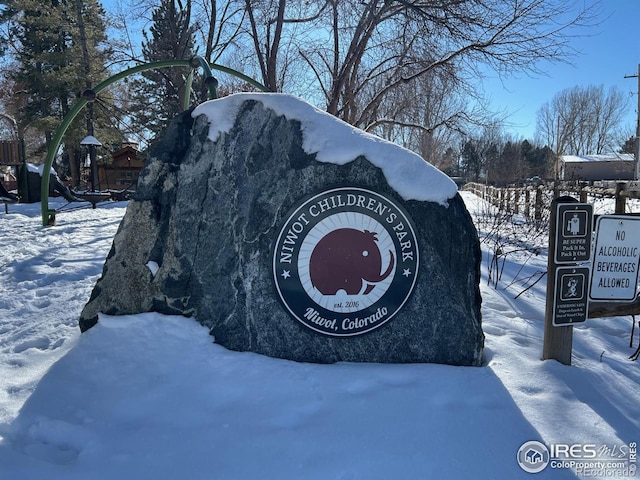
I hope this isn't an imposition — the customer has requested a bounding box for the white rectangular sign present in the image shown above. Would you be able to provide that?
[589,215,640,301]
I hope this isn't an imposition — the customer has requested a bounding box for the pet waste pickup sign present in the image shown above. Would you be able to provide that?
[589,215,640,301]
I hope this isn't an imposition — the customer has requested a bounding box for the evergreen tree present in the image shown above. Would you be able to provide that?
[523,141,554,179]
[619,136,636,155]
[1,0,117,185]
[493,141,524,184]
[461,140,482,182]
[129,0,196,140]
[520,140,533,167]
[483,143,500,184]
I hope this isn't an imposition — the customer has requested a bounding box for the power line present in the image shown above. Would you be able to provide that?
[624,64,640,180]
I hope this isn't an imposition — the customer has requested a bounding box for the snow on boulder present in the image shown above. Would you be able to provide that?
[80,93,484,366]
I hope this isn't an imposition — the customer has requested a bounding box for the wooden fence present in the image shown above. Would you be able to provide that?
[462,180,640,218]
[463,180,640,322]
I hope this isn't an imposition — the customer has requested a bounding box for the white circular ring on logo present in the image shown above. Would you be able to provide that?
[298,212,395,313]
[517,441,550,474]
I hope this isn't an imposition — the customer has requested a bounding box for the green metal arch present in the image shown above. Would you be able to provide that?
[41,57,268,225]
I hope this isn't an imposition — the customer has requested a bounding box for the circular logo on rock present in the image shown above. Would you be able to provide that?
[273,187,419,336]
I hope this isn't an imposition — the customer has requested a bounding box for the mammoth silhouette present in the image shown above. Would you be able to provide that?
[309,228,395,295]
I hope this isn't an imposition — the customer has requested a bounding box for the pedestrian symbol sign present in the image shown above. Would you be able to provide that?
[553,266,590,326]
[554,203,592,264]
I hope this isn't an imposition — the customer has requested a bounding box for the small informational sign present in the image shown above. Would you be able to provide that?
[553,266,590,326]
[554,203,593,264]
[589,215,640,301]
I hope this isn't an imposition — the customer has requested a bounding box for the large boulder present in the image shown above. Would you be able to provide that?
[80,93,484,366]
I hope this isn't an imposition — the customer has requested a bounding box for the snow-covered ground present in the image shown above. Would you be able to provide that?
[0,194,638,479]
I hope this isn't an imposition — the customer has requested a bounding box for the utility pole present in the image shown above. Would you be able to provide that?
[624,64,640,180]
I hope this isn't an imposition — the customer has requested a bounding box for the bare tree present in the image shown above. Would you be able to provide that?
[244,0,285,91]
[104,0,153,64]
[365,68,475,167]
[189,0,246,67]
[233,0,600,163]
[535,84,629,157]
[97,0,602,168]
[241,0,330,92]
[105,0,244,67]
[301,0,599,128]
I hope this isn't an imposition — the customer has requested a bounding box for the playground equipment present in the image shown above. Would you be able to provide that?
[0,180,18,213]
[20,164,81,203]
[0,113,30,204]
[40,56,268,226]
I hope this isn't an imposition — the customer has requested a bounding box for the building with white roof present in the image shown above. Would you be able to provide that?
[559,153,635,181]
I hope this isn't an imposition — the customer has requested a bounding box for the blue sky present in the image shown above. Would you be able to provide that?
[101,0,638,144]
[483,0,640,140]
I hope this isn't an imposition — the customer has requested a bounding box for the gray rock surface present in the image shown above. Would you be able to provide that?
[80,96,484,366]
